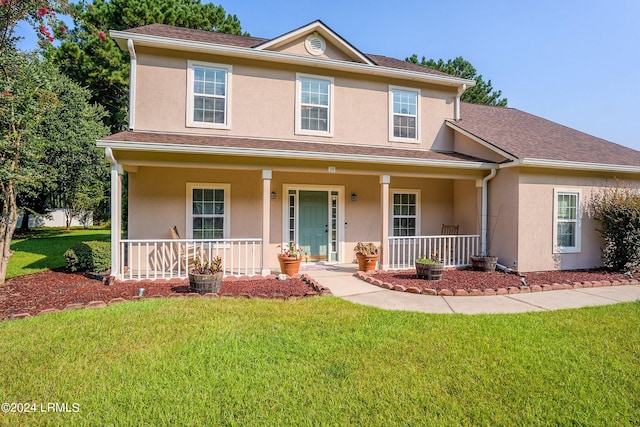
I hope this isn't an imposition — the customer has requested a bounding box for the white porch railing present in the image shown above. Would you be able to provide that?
[388,235,480,270]
[119,238,262,280]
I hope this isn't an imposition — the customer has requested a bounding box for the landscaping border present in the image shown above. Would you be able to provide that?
[6,274,332,321]
[354,270,640,297]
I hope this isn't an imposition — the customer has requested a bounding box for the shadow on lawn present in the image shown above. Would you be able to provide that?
[11,230,110,271]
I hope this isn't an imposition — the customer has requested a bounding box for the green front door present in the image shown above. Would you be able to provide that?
[299,190,328,261]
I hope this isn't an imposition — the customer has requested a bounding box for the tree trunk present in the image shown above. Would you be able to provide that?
[0,182,18,285]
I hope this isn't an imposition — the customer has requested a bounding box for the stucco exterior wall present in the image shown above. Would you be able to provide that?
[486,167,519,267]
[517,169,640,272]
[453,179,480,235]
[132,47,457,150]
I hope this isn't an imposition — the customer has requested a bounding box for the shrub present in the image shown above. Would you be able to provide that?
[64,240,111,272]
[587,186,640,271]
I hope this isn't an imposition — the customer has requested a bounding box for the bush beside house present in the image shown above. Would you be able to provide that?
[64,241,111,272]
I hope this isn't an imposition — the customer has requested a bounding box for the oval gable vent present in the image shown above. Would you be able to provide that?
[305,34,326,56]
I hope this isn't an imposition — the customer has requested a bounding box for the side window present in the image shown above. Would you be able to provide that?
[187,61,231,129]
[553,189,581,253]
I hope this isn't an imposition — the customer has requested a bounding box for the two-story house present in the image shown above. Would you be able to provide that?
[99,20,640,280]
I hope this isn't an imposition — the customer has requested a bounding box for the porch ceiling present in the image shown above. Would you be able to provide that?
[99,131,498,176]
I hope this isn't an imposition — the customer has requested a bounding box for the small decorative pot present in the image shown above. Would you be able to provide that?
[188,272,223,295]
[470,256,498,272]
[356,253,378,272]
[415,261,444,281]
[278,254,302,276]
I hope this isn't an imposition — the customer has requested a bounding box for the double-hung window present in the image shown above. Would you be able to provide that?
[392,191,420,236]
[389,86,419,142]
[187,61,231,128]
[296,74,333,136]
[553,189,581,253]
[187,184,230,239]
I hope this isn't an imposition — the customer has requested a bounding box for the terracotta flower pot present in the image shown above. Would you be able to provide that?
[356,253,378,272]
[278,254,301,276]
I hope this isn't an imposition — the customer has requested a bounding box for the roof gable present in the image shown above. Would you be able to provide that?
[447,103,640,170]
[253,20,374,65]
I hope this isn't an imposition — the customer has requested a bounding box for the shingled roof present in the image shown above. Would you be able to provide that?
[100,131,493,166]
[447,103,640,168]
[117,24,453,78]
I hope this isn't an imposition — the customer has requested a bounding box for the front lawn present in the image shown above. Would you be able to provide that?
[0,297,638,426]
[7,227,110,279]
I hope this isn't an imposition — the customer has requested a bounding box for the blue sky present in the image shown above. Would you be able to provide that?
[16,0,639,151]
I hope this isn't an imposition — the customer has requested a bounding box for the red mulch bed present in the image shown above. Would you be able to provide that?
[0,269,317,319]
[371,268,631,293]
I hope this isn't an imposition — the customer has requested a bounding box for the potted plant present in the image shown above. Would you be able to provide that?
[415,253,444,281]
[188,255,223,295]
[470,255,498,272]
[278,242,305,276]
[354,242,379,272]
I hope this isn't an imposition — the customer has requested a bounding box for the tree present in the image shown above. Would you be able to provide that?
[37,74,109,230]
[0,50,57,283]
[47,0,245,132]
[406,55,507,107]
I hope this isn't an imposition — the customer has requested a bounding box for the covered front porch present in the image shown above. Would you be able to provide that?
[100,133,496,281]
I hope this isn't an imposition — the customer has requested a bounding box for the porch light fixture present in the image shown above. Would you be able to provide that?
[351,193,358,201]
[271,191,276,199]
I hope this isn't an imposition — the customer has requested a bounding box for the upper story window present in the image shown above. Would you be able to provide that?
[296,73,333,136]
[186,61,232,129]
[553,188,581,253]
[389,86,420,142]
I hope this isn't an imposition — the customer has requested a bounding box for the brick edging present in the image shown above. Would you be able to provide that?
[6,274,331,321]
[353,270,639,297]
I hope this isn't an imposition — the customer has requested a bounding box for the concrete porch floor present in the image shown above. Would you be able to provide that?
[304,265,640,314]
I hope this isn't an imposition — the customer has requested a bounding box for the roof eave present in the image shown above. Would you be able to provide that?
[516,158,640,173]
[109,30,475,88]
[96,139,494,170]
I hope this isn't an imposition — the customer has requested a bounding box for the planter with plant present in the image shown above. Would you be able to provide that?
[188,255,223,294]
[278,243,305,276]
[354,242,379,272]
[470,255,498,272]
[415,253,444,280]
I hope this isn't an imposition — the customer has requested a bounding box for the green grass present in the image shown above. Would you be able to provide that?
[7,227,110,279]
[0,297,638,426]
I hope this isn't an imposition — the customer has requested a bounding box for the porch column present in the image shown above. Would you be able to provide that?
[261,170,272,276]
[109,156,123,279]
[380,175,390,270]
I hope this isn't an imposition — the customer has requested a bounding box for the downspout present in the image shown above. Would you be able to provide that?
[105,148,123,279]
[481,168,497,256]
[454,84,467,121]
[127,39,137,130]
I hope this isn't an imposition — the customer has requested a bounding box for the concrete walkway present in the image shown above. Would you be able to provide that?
[303,265,640,314]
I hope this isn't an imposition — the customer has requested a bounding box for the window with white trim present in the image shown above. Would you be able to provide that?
[296,74,333,135]
[187,184,230,239]
[389,86,419,142]
[553,189,581,253]
[186,61,231,128]
[392,191,420,236]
